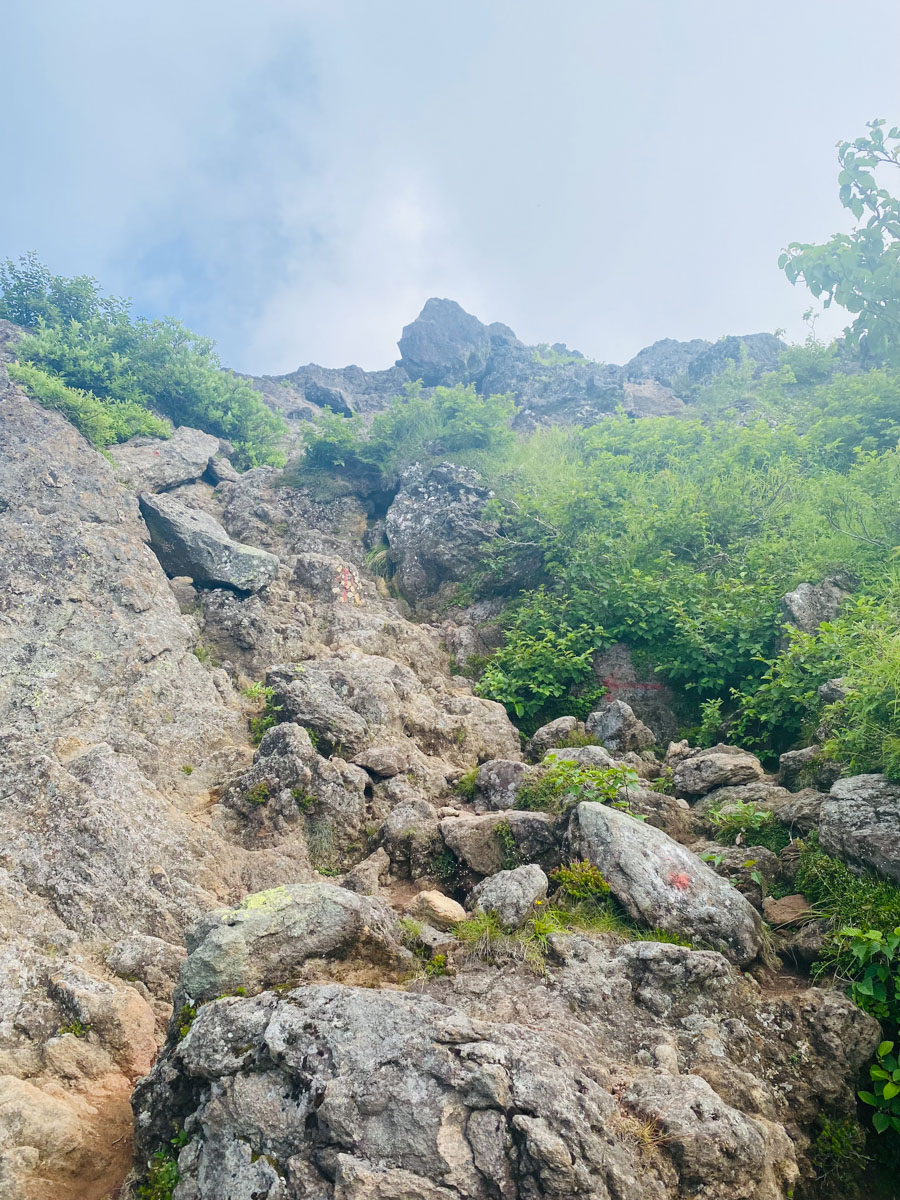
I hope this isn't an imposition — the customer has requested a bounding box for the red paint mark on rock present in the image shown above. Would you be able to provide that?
[668,871,692,891]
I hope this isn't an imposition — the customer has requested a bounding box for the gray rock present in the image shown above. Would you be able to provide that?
[781,576,851,634]
[543,744,616,770]
[342,847,391,896]
[778,745,841,792]
[379,800,443,878]
[441,810,562,876]
[616,784,692,840]
[397,297,492,385]
[473,759,531,810]
[819,677,848,704]
[352,745,410,778]
[139,491,279,592]
[385,462,498,603]
[673,744,765,796]
[104,934,187,1000]
[108,425,220,492]
[820,775,900,882]
[590,642,681,746]
[526,716,581,760]
[207,454,240,484]
[568,802,761,963]
[468,864,548,928]
[178,883,408,1003]
[585,699,655,753]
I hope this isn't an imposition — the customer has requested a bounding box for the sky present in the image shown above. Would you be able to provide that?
[4,1,900,375]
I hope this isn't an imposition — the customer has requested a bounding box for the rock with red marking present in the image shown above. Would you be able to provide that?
[568,802,761,964]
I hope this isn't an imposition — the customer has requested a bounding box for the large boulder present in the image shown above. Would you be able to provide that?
[819,775,900,882]
[585,699,655,753]
[568,802,761,963]
[178,884,408,1004]
[778,745,842,792]
[525,716,581,761]
[385,462,498,604]
[139,491,279,592]
[473,759,531,811]
[673,744,765,796]
[397,297,492,385]
[468,864,548,928]
[108,425,221,492]
[590,642,680,745]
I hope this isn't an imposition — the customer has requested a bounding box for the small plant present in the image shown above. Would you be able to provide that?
[516,757,640,816]
[453,910,507,959]
[246,781,271,806]
[429,847,460,885]
[249,690,282,745]
[176,1004,197,1040]
[648,767,675,795]
[240,680,269,701]
[454,767,479,800]
[192,641,215,666]
[137,1149,180,1200]
[695,696,724,747]
[291,787,317,813]
[860,1040,900,1135]
[181,765,193,775]
[810,1115,869,1185]
[549,861,611,905]
[494,820,520,869]
[708,799,774,845]
[56,1018,90,1038]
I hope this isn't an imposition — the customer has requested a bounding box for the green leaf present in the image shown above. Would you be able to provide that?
[878,1040,896,1057]
[859,1090,878,1106]
[874,1111,891,1133]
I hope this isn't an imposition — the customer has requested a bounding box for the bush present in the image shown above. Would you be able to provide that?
[515,758,639,815]
[1,254,285,468]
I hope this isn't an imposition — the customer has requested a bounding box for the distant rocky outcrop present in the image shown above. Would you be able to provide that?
[247,298,787,431]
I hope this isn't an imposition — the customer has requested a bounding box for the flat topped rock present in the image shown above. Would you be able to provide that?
[140,491,279,592]
[109,425,221,492]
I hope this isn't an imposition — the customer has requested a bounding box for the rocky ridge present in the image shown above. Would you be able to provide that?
[0,347,893,1200]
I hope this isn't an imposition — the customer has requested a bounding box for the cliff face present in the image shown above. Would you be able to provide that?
[0,315,888,1200]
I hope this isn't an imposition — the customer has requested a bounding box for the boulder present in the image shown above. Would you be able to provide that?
[139,492,279,592]
[379,800,443,878]
[525,716,581,761]
[342,848,391,896]
[178,884,408,1003]
[385,462,498,603]
[585,699,655,753]
[616,784,692,840]
[778,745,841,792]
[819,775,900,882]
[568,802,761,963]
[763,894,814,927]
[440,810,561,876]
[351,745,410,778]
[108,426,221,493]
[473,759,531,811]
[673,744,765,796]
[781,576,851,634]
[406,890,467,931]
[468,864,549,928]
[397,297,492,386]
[590,642,680,746]
[104,933,187,1001]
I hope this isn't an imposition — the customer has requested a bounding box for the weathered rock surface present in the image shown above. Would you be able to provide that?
[179,884,408,1003]
[133,937,877,1200]
[569,802,762,962]
[473,759,531,811]
[406,889,467,930]
[585,698,656,752]
[441,810,561,877]
[525,716,581,760]
[673,744,765,796]
[591,642,681,745]
[108,425,221,493]
[468,864,548,928]
[780,576,851,634]
[778,744,842,792]
[398,297,493,385]
[819,774,900,882]
[140,491,280,592]
[385,462,498,603]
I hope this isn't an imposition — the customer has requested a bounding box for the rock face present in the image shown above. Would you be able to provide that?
[568,802,762,963]
[179,884,408,1003]
[385,462,497,603]
[108,425,222,492]
[398,297,493,385]
[673,744,765,796]
[585,699,656,753]
[591,642,681,745]
[140,491,280,592]
[819,775,900,882]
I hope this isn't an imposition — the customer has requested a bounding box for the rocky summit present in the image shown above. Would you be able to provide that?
[0,292,895,1200]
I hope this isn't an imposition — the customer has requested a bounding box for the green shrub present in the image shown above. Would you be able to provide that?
[708,800,775,845]
[549,860,611,904]
[1,254,285,468]
[516,758,640,816]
